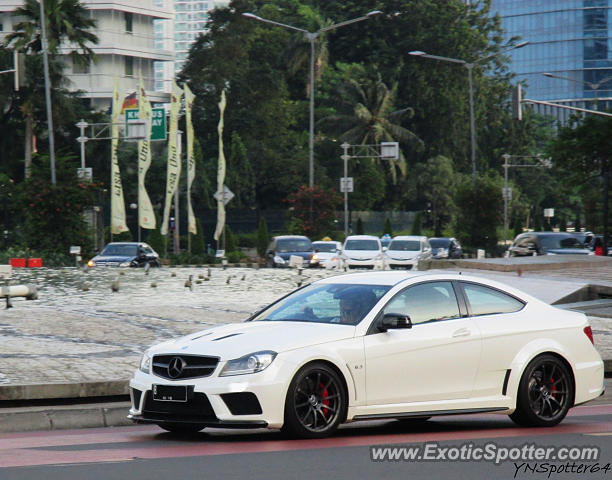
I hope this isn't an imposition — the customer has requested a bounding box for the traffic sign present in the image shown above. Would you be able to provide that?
[125,108,167,141]
[340,177,354,193]
[213,185,235,205]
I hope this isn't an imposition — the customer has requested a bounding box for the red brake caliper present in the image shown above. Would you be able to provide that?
[320,383,329,416]
[550,377,557,397]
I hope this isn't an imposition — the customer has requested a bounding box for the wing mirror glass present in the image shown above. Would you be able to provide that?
[379,313,412,332]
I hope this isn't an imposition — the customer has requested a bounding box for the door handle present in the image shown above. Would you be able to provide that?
[452,328,470,338]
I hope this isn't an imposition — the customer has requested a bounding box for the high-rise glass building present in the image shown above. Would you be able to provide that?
[154,0,229,92]
[491,0,612,121]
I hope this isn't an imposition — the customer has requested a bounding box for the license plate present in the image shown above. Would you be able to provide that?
[152,384,188,402]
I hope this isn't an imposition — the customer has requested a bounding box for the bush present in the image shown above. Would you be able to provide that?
[226,250,246,263]
[236,232,257,248]
[355,218,364,234]
[190,218,206,255]
[411,212,423,235]
[382,217,393,236]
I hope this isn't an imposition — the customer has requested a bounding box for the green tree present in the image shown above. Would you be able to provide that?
[256,217,270,258]
[319,64,423,183]
[355,217,364,234]
[454,174,503,252]
[411,211,423,235]
[418,155,456,236]
[144,215,167,258]
[226,131,255,208]
[382,217,393,236]
[191,218,206,256]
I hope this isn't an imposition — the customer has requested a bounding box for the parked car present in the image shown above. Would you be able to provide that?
[384,235,432,269]
[312,240,343,268]
[341,235,384,269]
[429,237,463,259]
[568,231,594,247]
[266,236,316,268]
[129,271,604,438]
[508,232,593,256]
[585,234,612,256]
[87,242,160,267]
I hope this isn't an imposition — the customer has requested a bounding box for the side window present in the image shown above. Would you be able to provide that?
[462,283,524,316]
[383,282,461,326]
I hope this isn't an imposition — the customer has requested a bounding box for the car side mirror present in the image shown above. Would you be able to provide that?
[267,250,274,257]
[382,246,388,252]
[315,248,320,253]
[379,313,412,332]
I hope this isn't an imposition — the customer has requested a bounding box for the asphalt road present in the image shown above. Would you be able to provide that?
[2,403,612,480]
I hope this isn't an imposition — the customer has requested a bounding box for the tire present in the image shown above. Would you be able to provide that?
[282,362,347,438]
[157,422,205,434]
[509,354,574,427]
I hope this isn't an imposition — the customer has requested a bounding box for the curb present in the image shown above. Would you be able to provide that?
[0,402,132,433]
[0,380,128,401]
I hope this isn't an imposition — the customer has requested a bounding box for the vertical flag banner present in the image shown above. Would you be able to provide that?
[161,82,183,235]
[138,73,156,229]
[110,78,129,235]
[184,84,197,235]
[214,89,227,242]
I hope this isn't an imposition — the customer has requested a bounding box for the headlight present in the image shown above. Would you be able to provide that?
[87,260,95,267]
[120,261,132,267]
[273,256,285,264]
[139,351,152,374]
[312,254,319,261]
[219,350,277,377]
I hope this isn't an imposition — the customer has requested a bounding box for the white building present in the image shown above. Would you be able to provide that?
[0,0,174,110]
[154,0,229,92]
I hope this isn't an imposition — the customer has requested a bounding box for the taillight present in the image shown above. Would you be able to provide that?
[584,326,594,345]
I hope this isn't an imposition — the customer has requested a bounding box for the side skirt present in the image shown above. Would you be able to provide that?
[352,407,509,422]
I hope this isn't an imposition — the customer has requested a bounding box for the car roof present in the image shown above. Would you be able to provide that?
[391,235,426,241]
[105,242,142,246]
[345,235,380,240]
[273,235,310,240]
[312,240,340,244]
[313,271,537,303]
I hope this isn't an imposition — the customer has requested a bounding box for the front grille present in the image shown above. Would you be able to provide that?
[142,390,217,422]
[221,392,263,415]
[152,354,219,380]
[131,387,142,410]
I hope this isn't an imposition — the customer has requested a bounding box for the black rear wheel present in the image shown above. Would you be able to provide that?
[510,354,574,427]
[283,363,346,438]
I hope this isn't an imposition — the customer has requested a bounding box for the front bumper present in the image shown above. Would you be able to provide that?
[343,257,381,268]
[128,357,293,429]
[385,257,418,269]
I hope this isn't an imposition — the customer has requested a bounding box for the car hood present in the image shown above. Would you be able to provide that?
[343,250,380,259]
[277,251,313,260]
[148,321,354,360]
[385,251,419,260]
[92,255,136,263]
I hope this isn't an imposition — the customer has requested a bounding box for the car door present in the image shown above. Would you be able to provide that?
[363,281,482,406]
[457,281,527,399]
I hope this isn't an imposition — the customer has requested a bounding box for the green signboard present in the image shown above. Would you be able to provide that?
[125,108,166,141]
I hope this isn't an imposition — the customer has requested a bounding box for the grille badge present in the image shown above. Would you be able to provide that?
[168,356,186,379]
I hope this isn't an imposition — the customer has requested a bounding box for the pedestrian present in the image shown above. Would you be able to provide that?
[594,237,604,256]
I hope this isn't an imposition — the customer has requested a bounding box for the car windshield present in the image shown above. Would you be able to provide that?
[276,238,312,253]
[313,243,337,253]
[252,283,390,326]
[388,240,420,251]
[100,244,138,256]
[539,235,585,249]
[429,239,451,248]
[344,239,379,251]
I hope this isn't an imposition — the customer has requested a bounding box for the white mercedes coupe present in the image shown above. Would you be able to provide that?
[128,271,604,438]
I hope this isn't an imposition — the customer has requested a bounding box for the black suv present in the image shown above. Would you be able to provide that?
[266,235,315,268]
[508,232,592,256]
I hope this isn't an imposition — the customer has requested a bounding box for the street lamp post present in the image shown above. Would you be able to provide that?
[501,153,552,245]
[243,10,382,187]
[409,42,528,180]
[542,72,612,109]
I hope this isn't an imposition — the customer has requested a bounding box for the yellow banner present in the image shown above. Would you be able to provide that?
[185,84,197,235]
[213,90,227,242]
[161,82,183,235]
[138,73,156,229]
[110,79,129,235]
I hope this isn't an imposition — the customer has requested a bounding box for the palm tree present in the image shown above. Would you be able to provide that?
[319,69,424,183]
[282,5,331,96]
[4,0,98,178]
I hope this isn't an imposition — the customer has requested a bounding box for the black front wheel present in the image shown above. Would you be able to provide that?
[510,354,574,427]
[283,363,346,438]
